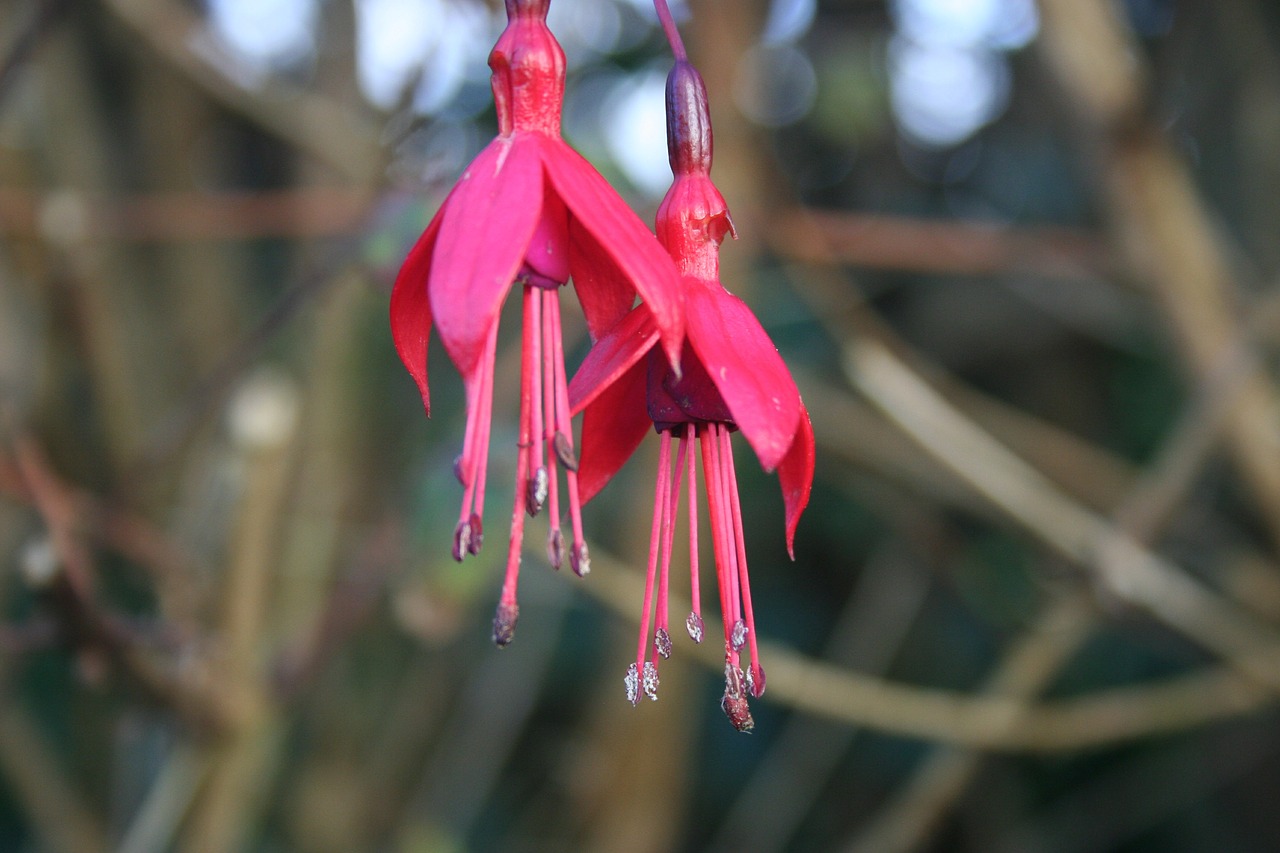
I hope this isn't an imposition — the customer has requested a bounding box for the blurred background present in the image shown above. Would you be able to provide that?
[3,0,1280,850]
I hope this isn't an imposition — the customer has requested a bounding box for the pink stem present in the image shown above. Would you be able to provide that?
[721,426,760,683]
[637,434,671,674]
[652,0,687,61]
[548,293,586,555]
[686,423,701,626]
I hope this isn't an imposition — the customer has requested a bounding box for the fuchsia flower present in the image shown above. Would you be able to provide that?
[390,0,684,646]
[568,58,815,731]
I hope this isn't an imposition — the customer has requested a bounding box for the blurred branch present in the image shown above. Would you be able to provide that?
[846,335,1280,694]
[840,284,1275,851]
[182,374,299,852]
[578,547,1272,751]
[0,187,376,242]
[770,209,1114,280]
[0,692,109,853]
[102,0,382,184]
[6,430,235,730]
[0,0,70,110]
[845,593,1095,853]
[1038,0,1280,553]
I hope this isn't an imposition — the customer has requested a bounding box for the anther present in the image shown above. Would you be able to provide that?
[452,455,465,485]
[642,661,660,700]
[527,466,548,515]
[748,663,766,698]
[467,514,484,555]
[492,602,519,647]
[625,663,640,706]
[686,612,704,644]
[547,529,565,570]
[553,431,578,471]
[452,521,472,562]
[721,691,754,733]
[655,627,673,660]
[570,541,590,577]
[730,619,748,651]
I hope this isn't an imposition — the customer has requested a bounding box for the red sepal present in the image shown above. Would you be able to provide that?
[430,136,542,377]
[685,280,802,472]
[389,208,444,415]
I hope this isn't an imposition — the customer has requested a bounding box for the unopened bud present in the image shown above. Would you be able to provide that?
[666,60,713,175]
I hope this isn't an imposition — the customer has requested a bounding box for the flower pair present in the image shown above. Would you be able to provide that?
[389,0,813,729]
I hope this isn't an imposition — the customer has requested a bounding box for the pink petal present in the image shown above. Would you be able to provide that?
[430,135,543,377]
[389,209,444,415]
[576,360,651,506]
[567,304,657,414]
[537,137,685,367]
[778,406,814,559]
[568,219,641,342]
[685,281,802,472]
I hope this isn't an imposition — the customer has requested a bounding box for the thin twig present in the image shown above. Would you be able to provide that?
[576,547,1273,751]
[1039,0,1280,553]
[846,336,1280,694]
[102,0,382,183]
[768,209,1114,281]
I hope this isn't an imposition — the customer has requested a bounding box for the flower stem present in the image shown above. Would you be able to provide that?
[652,0,688,61]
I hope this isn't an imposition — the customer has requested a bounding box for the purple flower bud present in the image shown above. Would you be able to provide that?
[666,60,713,176]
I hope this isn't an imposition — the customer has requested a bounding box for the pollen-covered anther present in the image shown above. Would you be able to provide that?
[452,520,472,562]
[492,602,519,647]
[748,662,766,698]
[547,529,565,569]
[655,627,673,660]
[721,691,754,733]
[642,660,660,700]
[527,466,548,515]
[467,513,484,555]
[625,663,641,706]
[553,431,578,471]
[570,541,590,577]
[730,619,748,651]
[686,612,704,643]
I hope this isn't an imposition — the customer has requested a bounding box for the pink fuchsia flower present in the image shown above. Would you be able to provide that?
[568,59,815,731]
[389,0,685,646]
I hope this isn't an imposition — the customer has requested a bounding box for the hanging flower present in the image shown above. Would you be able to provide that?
[568,59,815,731]
[389,0,685,646]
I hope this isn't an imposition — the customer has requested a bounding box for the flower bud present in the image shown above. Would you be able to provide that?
[666,60,713,176]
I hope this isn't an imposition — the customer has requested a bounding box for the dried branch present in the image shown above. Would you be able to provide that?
[577,546,1272,751]
[0,187,377,242]
[1038,0,1280,552]
[846,335,1280,693]
[0,693,110,853]
[768,209,1114,280]
[102,0,382,184]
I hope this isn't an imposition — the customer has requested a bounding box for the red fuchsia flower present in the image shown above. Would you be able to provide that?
[389,0,685,646]
[567,57,815,732]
